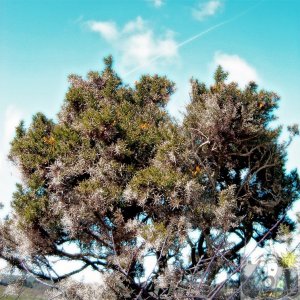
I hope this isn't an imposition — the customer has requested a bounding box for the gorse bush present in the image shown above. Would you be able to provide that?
[0,57,299,299]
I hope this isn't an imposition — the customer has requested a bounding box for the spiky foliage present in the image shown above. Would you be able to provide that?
[0,59,299,299]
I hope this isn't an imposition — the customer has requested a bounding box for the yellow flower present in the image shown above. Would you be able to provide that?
[192,165,201,176]
[140,123,149,130]
[279,252,297,268]
[43,136,55,145]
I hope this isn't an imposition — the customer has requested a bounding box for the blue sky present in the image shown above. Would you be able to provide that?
[0,0,299,282]
[0,0,300,212]
[2,0,299,215]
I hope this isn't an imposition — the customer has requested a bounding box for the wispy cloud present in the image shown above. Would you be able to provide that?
[87,16,178,76]
[88,21,118,41]
[193,0,222,21]
[212,52,259,87]
[88,2,261,77]
[148,0,164,8]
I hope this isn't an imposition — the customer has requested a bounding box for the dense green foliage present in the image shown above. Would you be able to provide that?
[0,57,299,299]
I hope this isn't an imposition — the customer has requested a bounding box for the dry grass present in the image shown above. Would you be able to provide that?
[0,285,47,300]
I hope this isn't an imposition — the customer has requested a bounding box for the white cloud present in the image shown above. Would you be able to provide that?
[88,21,118,41]
[0,105,23,217]
[3,106,23,145]
[87,16,179,76]
[148,0,164,8]
[193,0,222,21]
[123,16,145,33]
[212,52,259,87]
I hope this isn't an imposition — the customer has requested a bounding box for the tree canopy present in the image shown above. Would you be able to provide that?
[1,57,299,299]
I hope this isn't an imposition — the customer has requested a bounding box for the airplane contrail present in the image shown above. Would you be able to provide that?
[124,0,264,78]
